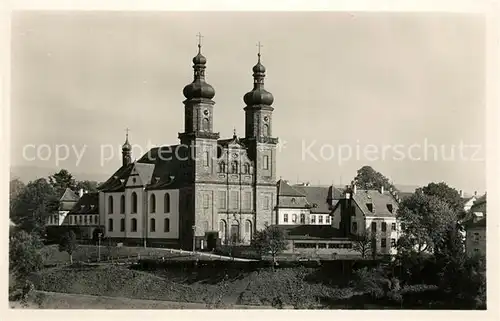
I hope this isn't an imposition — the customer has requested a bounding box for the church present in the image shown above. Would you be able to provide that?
[96,40,278,250]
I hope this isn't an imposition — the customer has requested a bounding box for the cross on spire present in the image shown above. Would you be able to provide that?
[256,41,263,60]
[125,128,130,141]
[196,32,204,50]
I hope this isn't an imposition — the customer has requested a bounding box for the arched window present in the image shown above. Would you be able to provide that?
[131,218,137,232]
[202,118,210,131]
[131,192,138,214]
[108,218,113,232]
[164,218,170,232]
[245,220,252,240]
[219,162,226,173]
[242,163,250,174]
[219,220,227,244]
[120,195,125,213]
[150,218,156,232]
[300,214,305,224]
[164,193,170,213]
[263,124,269,136]
[108,195,113,214]
[203,221,209,232]
[150,194,156,213]
[120,218,125,232]
[231,161,238,173]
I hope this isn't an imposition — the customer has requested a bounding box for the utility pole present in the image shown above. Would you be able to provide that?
[192,225,196,252]
[98,233,102,262]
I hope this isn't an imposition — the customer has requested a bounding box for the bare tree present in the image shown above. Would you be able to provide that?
[352,230,375,259]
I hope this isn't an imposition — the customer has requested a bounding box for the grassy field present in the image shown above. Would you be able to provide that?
[11,290,272,309]
[40,244,201,265]
[29,263,355,308]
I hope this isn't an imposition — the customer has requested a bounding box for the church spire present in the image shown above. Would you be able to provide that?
[243,42,274,106]
[183,32,215,100]
[122,128,132,166]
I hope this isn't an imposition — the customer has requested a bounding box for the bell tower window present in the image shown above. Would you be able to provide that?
[263,124,269,137]
[202,118,210,132]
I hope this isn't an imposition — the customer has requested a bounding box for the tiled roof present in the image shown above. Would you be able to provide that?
[352,190,399,217]
[293,185,344,214]
[277,225,347,240]
[59,188,79,202]
[465,217,486,229]
[277,180,305,197]
[68,192,99,214]
[97,163,134,192]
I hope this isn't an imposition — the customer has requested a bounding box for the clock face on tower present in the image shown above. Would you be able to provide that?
[203,109,209,116]
[263,116,269,122]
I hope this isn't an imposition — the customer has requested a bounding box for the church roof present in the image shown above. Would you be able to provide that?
[97,163,134,192]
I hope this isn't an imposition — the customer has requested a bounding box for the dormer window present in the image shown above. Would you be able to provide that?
[291,198,296,204]
[312,203,318,208]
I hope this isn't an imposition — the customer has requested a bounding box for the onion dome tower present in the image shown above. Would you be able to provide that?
[243,42,276,141]
[179,33,219,145]
[122,129,132,166]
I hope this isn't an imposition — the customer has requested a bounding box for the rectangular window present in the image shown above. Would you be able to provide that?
[319,216,323,224]
[391,223,396,231]
[203,194,210,209]
[231,191,239,209]
[79,216,82,224]
[84,216,88,224]
[284,214,288,223]
[371,222,377,233]
[381,222,387,232]
[311,215,316,223]
[120,219,125,232]
[391,238,396,247]
[244,191,251,210]
[263,155,269,170]
[318,243,327,249]
[218,191,226,209]
[263,195,270,210]
[381,239,387,248]
[352,222,358,233]
[203,151,209,167]
[108,219,113,232]
[326,216,330,224]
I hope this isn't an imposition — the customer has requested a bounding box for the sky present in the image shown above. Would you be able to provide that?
[10,11,486,193]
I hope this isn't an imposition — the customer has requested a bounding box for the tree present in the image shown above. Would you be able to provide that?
[421,182,464,213]
[59,230,78,264]
[9,229,44,280]
[75,180,99,193]
[354,166,395,190]
[9,178,25,212]
[251,225,288,268]
[48,169,76,195]
[397,191,457,255]
[10,178,59,235]
[352,230,375,259]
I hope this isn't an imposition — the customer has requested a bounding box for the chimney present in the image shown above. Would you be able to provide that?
[380,186,384,194]
[79,188,84,197]
[474,191,477,196]
[459,190,464,198]
[353,184,357,194]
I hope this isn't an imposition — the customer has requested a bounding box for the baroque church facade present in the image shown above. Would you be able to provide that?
[97,42,278,250]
